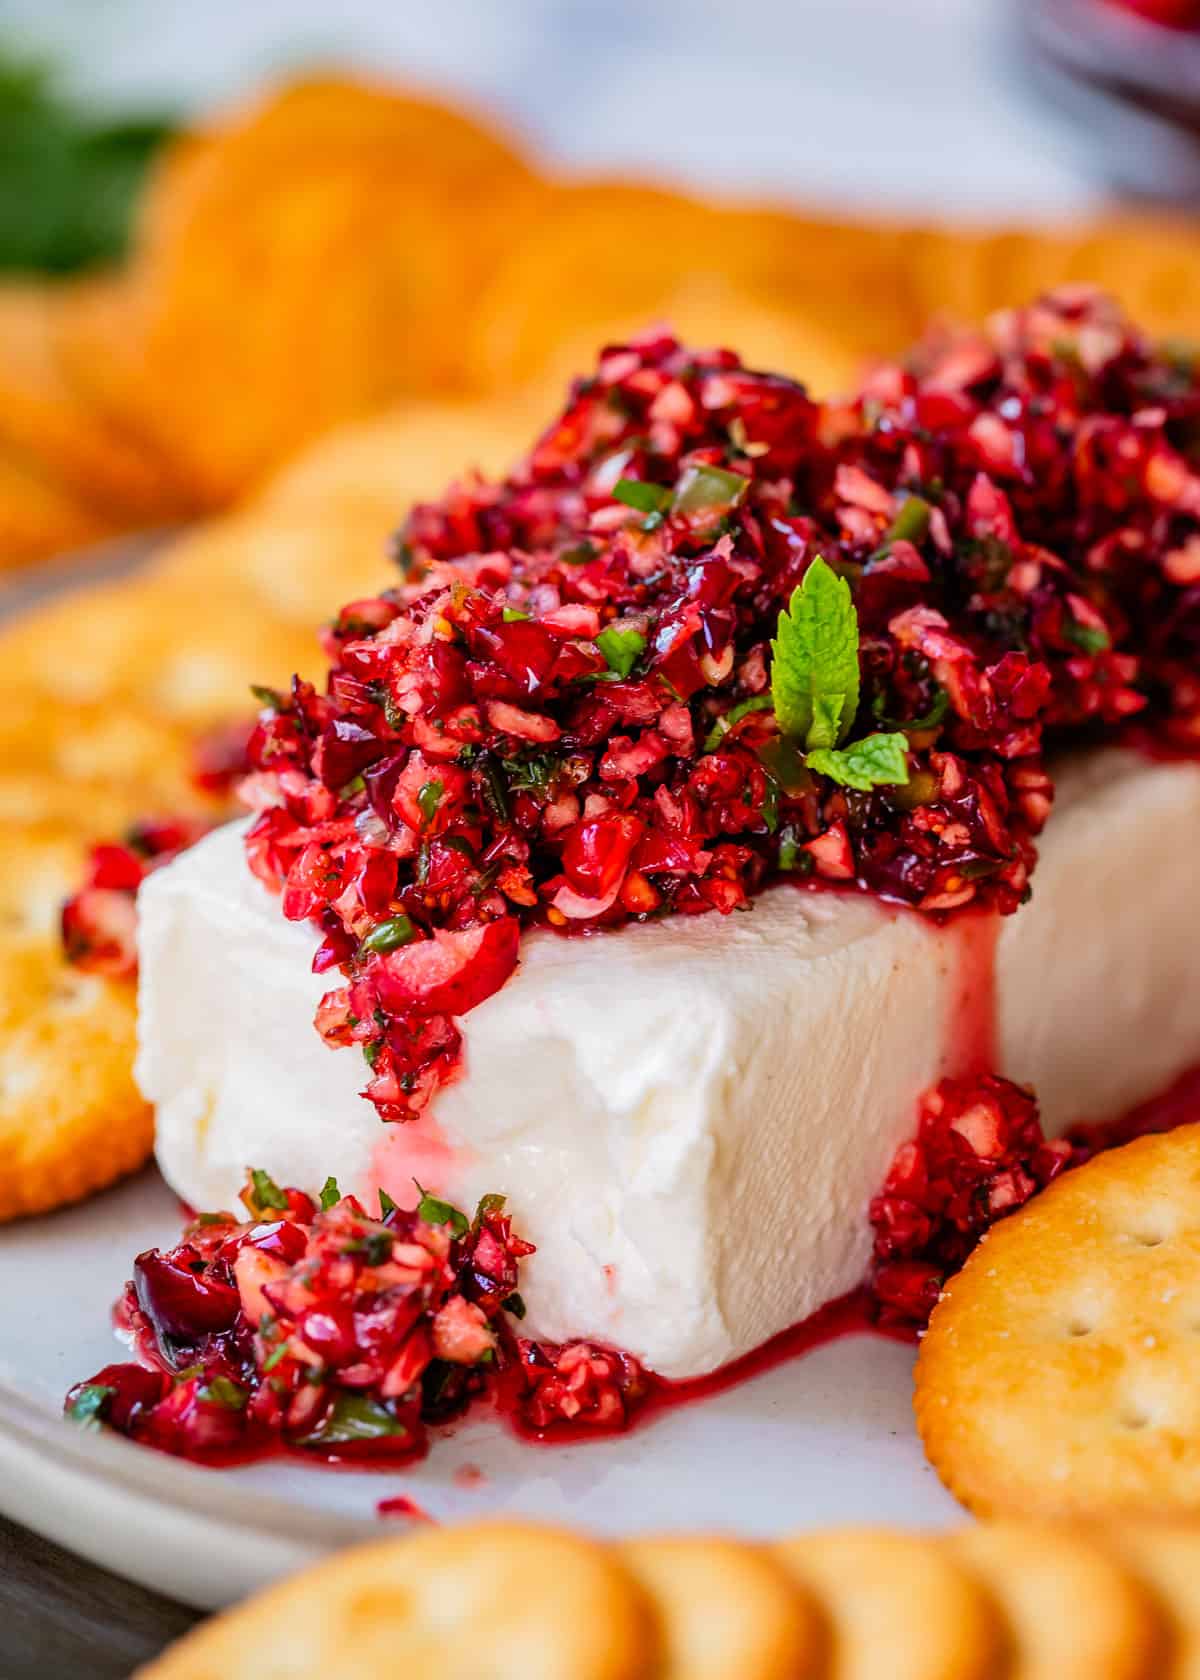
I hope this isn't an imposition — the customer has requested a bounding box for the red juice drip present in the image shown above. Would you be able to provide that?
[377,1494,434,1521]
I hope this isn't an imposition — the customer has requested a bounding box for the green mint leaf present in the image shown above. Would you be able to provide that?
[300,1393,408,1446]
[872,688,949,734]
[702,695,773,752]
[671,462,748,518]
[1064,617,1110,655]
[358,914,415,956]
[378,1188,398,1217]
[66,1383,114,1427]
[414,1182,470,1238]
[612,478,671,515]
[770,557,860,749]
[885,495,932,545]
[318,1175,342,1211]
[250,1168,288,1212]
[472,1192,507,1231]
[343,1231,395,1266]
[417,779,443,825]
[250,684,285,710]
[596,625,647,680]
[198,1376,246,1410]
[804,731,910,793]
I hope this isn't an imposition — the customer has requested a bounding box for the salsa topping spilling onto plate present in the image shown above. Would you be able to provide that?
[65,1173,648,1464]
[235,290,1200,1122]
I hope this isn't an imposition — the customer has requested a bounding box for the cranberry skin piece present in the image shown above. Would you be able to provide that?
[245,1219,308,1264]
[313,720,385,789]
[373,918,520,1017]
[296,1304,359,1366]
[133,1250,242,1342]
[561,814,644,899]
[86,843,145,892]
[68,1363,169,1433]
[471,619,559,696]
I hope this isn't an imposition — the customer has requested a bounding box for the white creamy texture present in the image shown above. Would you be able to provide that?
[138,749,1200,1379]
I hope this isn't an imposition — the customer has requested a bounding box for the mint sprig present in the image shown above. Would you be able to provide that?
[770,557,860,750]
[596,624,646,679]
[805,732,910,793]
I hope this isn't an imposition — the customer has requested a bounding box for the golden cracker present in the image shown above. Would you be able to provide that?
[950,1522,1167,1680]
[776,1527,1002,1680]
[916,1125,1200,1520]
[0,284,181,524]
[1102,1523,1200,1680]
[0,924,151,1223]
[620,1533,827,1679]
[0,444,116,569]
[0,570,321,725]
[135,1520,653,1680]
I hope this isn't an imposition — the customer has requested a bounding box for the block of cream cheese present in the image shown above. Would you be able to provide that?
[138,749,1200,1380]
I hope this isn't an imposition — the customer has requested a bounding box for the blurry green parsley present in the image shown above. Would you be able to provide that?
[0,51,176,273]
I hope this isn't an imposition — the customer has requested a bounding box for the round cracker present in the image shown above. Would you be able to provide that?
[134,1520,653,1680]
[916,1125,1200,1520]
[621,1533,827,1679]
[949,1522,1168,1680]
[775,1527,1002,1680]
[0,929,150,1222]
[0,284,181,523]
[0,444,116,569]
[1102,1522,1200,1680]
[0,570,321,724]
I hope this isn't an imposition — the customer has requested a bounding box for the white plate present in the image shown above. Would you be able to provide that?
[0,1165,960,1609]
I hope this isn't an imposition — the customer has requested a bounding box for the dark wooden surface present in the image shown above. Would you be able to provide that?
[0,1513,200,1679]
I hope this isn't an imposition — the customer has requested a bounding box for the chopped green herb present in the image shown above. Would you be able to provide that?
[198,1376,246,1411]
[770,557,861,749]
[502,1291,527,1320]
[805,731,910,793]
[66,1383,114,1428]
[414,1182,470,1238]
[417,779,444,826]
[612,477,672,516]
[249,1168,288,1212]
[560,540,597,566]
[756,736,814,797]
[363,1040,382,1071]
[378,1188,397,1217]
[319,1175,342,1212]
[261,1343,290,1373]
[702,694,773,752]
[472,1192,507,1231]
[300,1393,408,1446]
[359,914,416,956]
[885,494,932,545]
[1064,617,1111,655]
[596,624,647,679]
[502,606,530,622]
[672,462,748,518]
[250,683,285,710]
[872,688,949,735]
[343,1232,395,1267]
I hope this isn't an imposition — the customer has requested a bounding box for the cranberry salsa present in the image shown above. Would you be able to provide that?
[233,288,1198,1124]
[66,1172,648,1461]
[66,288,1200,1463]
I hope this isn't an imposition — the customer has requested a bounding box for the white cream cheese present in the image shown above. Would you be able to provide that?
[137,749,1200,1380]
